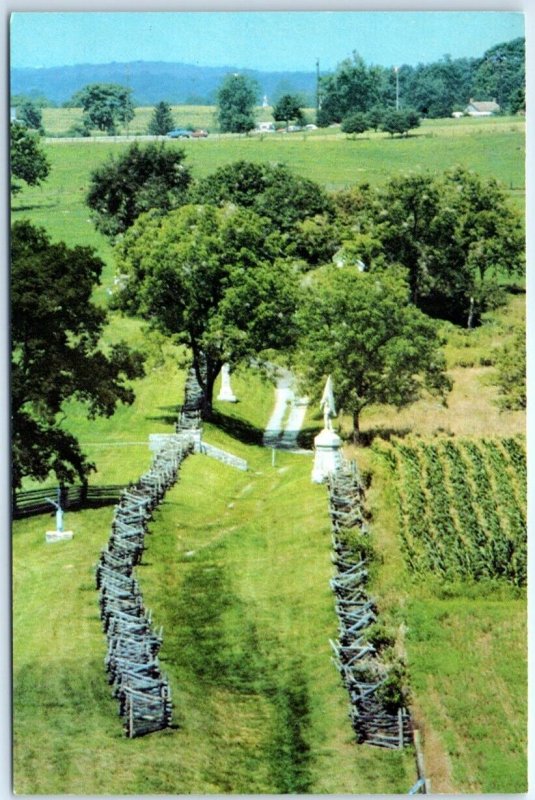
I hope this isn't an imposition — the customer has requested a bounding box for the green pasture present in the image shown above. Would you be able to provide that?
[406,595,526,793]
[41,104,281,136]
[13,376,416,794]
[13,363,526,793]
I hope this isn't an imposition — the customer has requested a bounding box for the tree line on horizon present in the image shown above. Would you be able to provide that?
[12,35,525,120]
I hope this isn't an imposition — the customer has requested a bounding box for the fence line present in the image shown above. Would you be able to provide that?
[13,484,125,519]
[327,461,412,750]
[96,433,194,737]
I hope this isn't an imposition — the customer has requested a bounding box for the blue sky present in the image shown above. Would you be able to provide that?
[10,11,524,72]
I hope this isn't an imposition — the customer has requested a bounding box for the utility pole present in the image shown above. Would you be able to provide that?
[394,66,400,110]
[125,63,131,138]
[316,58,321,114]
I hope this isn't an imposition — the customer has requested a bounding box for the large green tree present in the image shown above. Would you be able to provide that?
[273,94,304,130]
[71,83,135,135]
[191,160,333,235]
[403,56,474,118]
[11,222,144,490]
[380,109,421,137]
[319,53,383,124]
[216,74,258,133]
[114,204,299,414]
[17,101,44,132]
[86,141,192,238]
[471,38,525,111]
[10,122,50,194]
[337,168,524,325]
[296,266,451,442]
[341,112,369,136]
[148,101,175,135]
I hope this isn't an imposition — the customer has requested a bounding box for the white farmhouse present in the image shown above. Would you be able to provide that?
[464,98,500,117]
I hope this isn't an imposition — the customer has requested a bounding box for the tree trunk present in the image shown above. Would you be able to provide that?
[202,366,218,419]
[352,411,361,445]
[467,295,475,329]
[191,349,221,420]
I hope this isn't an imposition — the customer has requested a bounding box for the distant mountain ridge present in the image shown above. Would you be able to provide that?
[10,61,318,106]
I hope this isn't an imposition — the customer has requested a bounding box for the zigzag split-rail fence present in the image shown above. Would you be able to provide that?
[327,463,412,750]
[95,434,193,738]
[95,362,248,739]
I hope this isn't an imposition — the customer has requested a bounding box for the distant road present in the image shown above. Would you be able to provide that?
[44,134,205,144]
[43,131,318,144]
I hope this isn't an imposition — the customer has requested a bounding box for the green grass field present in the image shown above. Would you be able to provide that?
[13,379,417,794]
[12,115,526,793]
[41,104,281,136]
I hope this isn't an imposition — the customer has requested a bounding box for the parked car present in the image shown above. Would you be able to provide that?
[167,129,192,138]
[191,129,209,138]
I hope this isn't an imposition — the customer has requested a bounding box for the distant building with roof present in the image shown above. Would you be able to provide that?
[464,98,500,117]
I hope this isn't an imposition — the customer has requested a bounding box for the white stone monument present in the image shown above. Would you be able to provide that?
[217,363,238,402]
[311,376,343,483]
[45,491,74,542]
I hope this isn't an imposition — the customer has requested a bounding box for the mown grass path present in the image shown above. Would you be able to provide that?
[262,368,309,450]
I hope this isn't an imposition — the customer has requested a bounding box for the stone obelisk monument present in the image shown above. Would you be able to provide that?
[311,376,343,483]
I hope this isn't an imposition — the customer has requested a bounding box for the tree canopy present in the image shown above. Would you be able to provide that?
[216,74,259,133]
[71,83,135,134]
[341,112,369,136]
[86,141,192,239]
[471,38,525,111]
[273,94,304,129]
[10,122,50,194]
[316,38,524,122]
[337,168,524,325]
[296,266,451,441]
[11,221,144,489]
[113,204,300,414]
[17,101,44,132]
[148,101,175,135]
[319,53,383,124]
[380,109,421,137]
[191,160,333,236]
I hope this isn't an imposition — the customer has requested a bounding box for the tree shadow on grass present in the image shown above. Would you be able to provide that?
[295,426,319,450]
[145,404,182,427]
[12,202,58,212]
[503,283,526,295]
[357,425,413,447]
[208,408,264,447]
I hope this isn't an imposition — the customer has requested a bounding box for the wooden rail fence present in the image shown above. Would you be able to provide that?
[327,462,412,749]
[13,484,125,519]
[96,433,193,738]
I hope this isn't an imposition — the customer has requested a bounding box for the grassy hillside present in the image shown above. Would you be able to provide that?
[13,355,527,793]
[13,377,417,794]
